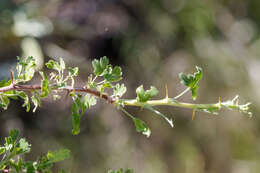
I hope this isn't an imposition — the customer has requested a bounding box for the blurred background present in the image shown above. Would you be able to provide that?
[0,0,259,172]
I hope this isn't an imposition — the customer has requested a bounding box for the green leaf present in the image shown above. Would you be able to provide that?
[46,149,70,163]
[179,66,203,100]
[67,67,79,87]
[103,66,122,82]
[9,129,19,142]
[136,85,158,102]
[31,92,41,112]
[4,129,19,152]
[15,56,36,83]
[71,94,97,135]
[92,56,109,76]
[23,161,36,173]
[16,138,31,154]
[45,60,61,71]
[71,95,82,135]
[39,71,50,98]
[0,147,5,155]
[83,94,97,110]
[16,91,30,112]
[0,79,11,87]
[68,67,79,77]
[0,94,10,110]
[133,118,151,137]
[113,83,127,98]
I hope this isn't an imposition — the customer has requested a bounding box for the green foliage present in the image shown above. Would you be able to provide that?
[92,56,109,76]
[0,129,69,173]
[136,85,158,102]
[31,91,41,112]
[179,66,202,100]
[46,149,70,163]
[71,94,97,135]
[46,58,78,89]
[17,91,30,112]
[108,168,134,173]
[113,83,127,97]
[15,56,36,83]
[0,94,10,110]
[40,71,50,98]
[133,118,151,137]
[91,56,122,83]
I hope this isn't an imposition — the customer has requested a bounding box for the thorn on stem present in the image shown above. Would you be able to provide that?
[165,84,168,99]
[192,109,196,120]
[10,68,14,85]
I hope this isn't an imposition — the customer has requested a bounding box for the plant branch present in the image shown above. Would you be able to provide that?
[121,97,251,115]
[0,84,115,103]
[0,83,250,114]
[122,98,220,110]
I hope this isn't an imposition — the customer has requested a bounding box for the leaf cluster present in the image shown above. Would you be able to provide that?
[0,129,70,173]
[179,66,202,100]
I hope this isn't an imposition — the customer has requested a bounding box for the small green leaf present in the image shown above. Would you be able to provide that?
[71,95,82,135]
[68,67,79,76]
[83,94,97,109]
[31,92,41,112]
[16,91,30,112]
[72,109,81,135]
[15,56,36,83]
[45,60,60,71]
[0,94,10,110]
[46,149,70,163]
[136,85,158,102]
[179,66,203,100]
[0,79,11,87]
[104,66,122,82]
[113,83,127,98]
[39,71,50,98]
[9,129,19,142]
[24,161,36,173]
[92,56,109,76]
[133,118,151,137]
[0,147,5,155]
[16,138,31,154]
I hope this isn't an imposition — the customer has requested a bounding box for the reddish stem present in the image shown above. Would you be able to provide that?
[0,84,115,103]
